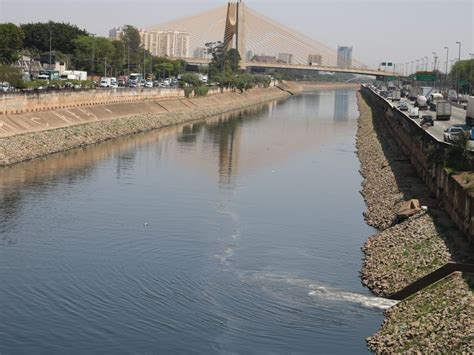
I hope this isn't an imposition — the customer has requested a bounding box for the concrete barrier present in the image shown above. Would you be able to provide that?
[361,86,474,241]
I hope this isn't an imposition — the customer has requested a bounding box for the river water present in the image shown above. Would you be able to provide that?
[0,89,396,354]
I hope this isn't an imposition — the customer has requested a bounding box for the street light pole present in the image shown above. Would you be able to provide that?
[91,34,96,78]
[49,28,52,71]
[444,46,449,92]
[456,41,461,99]
[469,53,474,95]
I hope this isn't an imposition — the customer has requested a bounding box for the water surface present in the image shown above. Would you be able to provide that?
[0,90,395,354]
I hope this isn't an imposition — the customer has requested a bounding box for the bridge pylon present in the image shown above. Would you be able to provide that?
[223,0,246,69]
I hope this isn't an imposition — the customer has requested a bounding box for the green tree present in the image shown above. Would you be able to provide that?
[0,64,22,86]
[121,25,142,71]
[450,59,474,94]
[21,21,87,54]
[73,35,115,76]
[0,23,24,64]
[179,73,202,87]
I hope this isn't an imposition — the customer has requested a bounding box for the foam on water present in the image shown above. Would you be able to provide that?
[245,273,398,310]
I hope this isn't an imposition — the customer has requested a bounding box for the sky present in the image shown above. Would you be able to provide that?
[1,0,473,68]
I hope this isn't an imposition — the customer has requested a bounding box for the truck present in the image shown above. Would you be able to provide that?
[466,96,474,126]
[428,93,444,110]
[100,77,112,87]
[434,100,451,120]
[421,86,433,97]
[60,70,87,81]
[390,90,401,101]
[448,89,458,102]
[128,73,143,87]
[415,95,428,110]
[38,70,60,80]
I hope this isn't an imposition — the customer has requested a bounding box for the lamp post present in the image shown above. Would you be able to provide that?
[91,34,96,77]
[456,41,461,99]
[469,53,473,95]
[444,46,449,92]
[49,28,52,71]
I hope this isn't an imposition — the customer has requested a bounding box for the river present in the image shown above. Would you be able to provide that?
[0,89,396,354]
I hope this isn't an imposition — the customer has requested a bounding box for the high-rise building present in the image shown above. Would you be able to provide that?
[308,54,323,66]
[337,46,352,68]
[109,27,124,41]
[144,30,189,58]
[278,52,293,64]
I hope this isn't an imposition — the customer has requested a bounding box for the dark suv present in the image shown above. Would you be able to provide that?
[420,115,434,127]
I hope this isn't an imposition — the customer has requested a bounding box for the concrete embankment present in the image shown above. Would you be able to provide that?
[0,87,289,166]
[356,91,473,353]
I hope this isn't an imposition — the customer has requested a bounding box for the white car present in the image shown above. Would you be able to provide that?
[443,126,465,142]
[1,82,10,92]
[408,107,419,118]
[145,81,153,88]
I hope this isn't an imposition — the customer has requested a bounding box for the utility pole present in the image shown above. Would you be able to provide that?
[444,46,449,92]
[143,48,146,79]
[91,34,96,78]
[49,28,52,71]
[456,41,461,99]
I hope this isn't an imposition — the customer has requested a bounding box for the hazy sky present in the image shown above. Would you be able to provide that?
[1,0,472,68]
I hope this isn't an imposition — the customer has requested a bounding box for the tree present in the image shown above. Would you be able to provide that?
[226,48,241,73]
[0,23,25,64]
[0,65,22,86]
[73,35,115,75]
[121,25,142,71]
[179,73,202,88]
[450,59,474,94]
[21,21,87,54]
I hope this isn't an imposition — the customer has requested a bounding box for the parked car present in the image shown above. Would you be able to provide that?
[399,101,408,111]
[443,126,465,142]
[420,115,434,127]
[145,80,153,88]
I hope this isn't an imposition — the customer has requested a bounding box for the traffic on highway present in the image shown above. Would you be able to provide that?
[369,84,474,150]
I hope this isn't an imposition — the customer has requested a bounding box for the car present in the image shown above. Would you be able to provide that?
[420,115,434,127]
[399,101,408,111]
[1,81,10,93]
[443,126,465,142]
[408,106,419,118]
[145,80,153,88]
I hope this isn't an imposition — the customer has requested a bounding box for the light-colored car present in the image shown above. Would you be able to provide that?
[409,106,419,118]
[399,101,408,111]
[1,82,10,92]
[443,126,465,142]
[145,80,153,88]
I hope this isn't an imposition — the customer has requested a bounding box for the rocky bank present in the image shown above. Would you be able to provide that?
[356,91,473,352]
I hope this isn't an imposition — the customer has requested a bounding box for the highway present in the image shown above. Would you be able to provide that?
[386,97,474,150]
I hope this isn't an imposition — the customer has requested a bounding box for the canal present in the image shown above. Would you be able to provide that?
[0,89,396,354]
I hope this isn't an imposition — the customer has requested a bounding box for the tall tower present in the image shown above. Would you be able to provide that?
[223,1,246,69]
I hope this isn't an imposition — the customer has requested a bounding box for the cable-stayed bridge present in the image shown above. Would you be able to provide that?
[146,1,397,77]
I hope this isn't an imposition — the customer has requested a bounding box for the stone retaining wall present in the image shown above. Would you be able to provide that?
[360,86,474,241]
[0,86,233,116]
